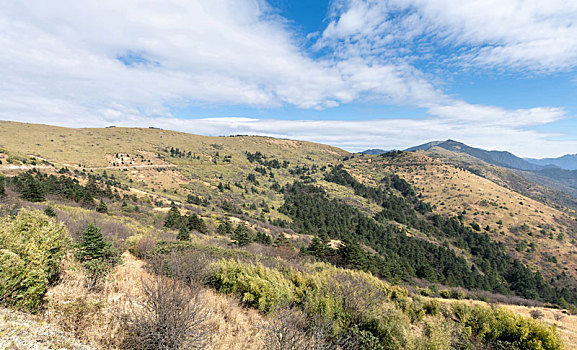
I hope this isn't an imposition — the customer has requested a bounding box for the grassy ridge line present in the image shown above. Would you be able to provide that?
[0,121,346,167]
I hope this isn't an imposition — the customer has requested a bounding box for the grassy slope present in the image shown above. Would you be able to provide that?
[1,121,577,288]
[346,151,577,287]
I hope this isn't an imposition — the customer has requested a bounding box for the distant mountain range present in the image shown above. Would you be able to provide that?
[359,148,390,155]
[404,140,545,171]
[525,154,577,171]
[362,140,577,194]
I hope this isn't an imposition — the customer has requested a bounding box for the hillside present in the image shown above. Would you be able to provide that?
[346,151,577,287]
[0,121,576,349]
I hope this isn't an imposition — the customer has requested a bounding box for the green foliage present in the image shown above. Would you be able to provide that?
[439,290,452,299]
[0,209,68,311]
[0,175,5,196]
[186,213,207,234]
[164,202,182,229]
[95,200,108,213]
[230,223,252,246]
[9,170,116,207]
[75,223,120,289]
[177,225,190,241]
[209,259,294,313]
[452,303,562,350]
[16,172,45,202]
[288,177,577,306]
[44,206,57,217]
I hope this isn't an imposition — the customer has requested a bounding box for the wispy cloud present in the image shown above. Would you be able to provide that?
[0,0,574,157]
[320,0,577,72]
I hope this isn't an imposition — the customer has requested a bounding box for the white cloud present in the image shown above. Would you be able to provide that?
[321,0,577,72]
[0,0,574,158]
[3,111,574,158]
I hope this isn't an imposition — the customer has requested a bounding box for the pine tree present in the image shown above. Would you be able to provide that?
[177,225,190,241]
[96,200,108,213]
[187,213,207,233]
[75,224,114,261]
[75,224,119,290]
[44,206,57,217]
[254,231,272,245]
[217,221,233,235]
[20,172,45,202]
[164,202,182,229]
[231,223,252,246]
[0,176,5,196]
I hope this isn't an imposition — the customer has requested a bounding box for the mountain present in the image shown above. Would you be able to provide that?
[404,140,445,152]
[526,154,577,170]
[0,121,575,348]
[406,139,545,171]
[359,148,389,154]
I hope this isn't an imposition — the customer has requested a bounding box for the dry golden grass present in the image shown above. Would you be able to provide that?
[44,251,266,349]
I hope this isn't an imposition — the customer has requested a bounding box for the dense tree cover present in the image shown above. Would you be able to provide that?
[9,170,117,206]
[283,177,577,306]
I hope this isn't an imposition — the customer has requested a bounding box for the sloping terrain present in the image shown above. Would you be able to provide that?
[347,151,577,288]
[1,121,576,349]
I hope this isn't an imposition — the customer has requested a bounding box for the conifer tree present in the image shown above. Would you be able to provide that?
[164,202,182,229]
[75,223,119,289]
[44,206,57,217]
[254,231,272,245]
[0,176,5,196]
[177,225,190,241]
[187,213,207,233]
[217,221,233,235]
[20,172,45,202]
[96,200,108,213]
[75,224,113,261]
[231,223,252,246]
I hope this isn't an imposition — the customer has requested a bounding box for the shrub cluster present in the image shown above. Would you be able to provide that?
[0,209,69,311]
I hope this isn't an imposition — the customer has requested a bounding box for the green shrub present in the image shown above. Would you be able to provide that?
[208,259,294,313]
[453,303,562,350]
[452,289,466,300]
[0,209,68,311]
[439,289,452,299]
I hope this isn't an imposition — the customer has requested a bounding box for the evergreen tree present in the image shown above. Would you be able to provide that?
[177,225,190,241]
[20,172,45,202]
[0,176,5,197]
[75,224,114,261]
[217,221,233,235]
[74,223,120,290]
[254,231,272,245]
[164,202,182,229]
[86,177,100,196]
[44,206,57,217]
[274,233,290,247]
[231,223,252,246]
[96,200,108,213]
[187,213,207,233]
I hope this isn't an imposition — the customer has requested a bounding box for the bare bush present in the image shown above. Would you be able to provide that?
[260,306,311,350]
[121,275,209,350]
[530,309,544,320]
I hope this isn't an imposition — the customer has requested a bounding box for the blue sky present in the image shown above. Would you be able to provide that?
[1,0,577,157]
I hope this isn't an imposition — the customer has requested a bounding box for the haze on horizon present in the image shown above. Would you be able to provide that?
[1,0,577,158]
